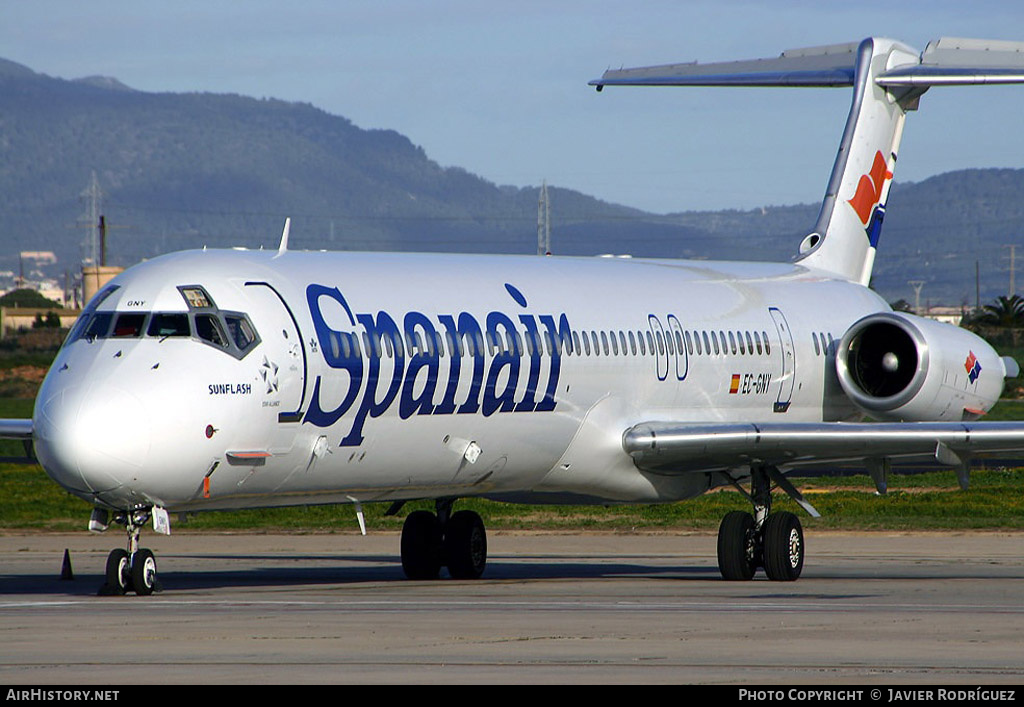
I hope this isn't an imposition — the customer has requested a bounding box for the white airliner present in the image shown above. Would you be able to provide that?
[7,37,1024,594]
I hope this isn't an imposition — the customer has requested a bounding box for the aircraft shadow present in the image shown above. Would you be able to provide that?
[1,557,720,595]
[3,557,1018,596]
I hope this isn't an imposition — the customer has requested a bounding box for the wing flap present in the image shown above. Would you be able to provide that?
[623,421,1024,474]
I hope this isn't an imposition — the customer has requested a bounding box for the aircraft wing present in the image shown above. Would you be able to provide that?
[623,420,1024,484]
[0,419,33,439]
[0,419,35,464]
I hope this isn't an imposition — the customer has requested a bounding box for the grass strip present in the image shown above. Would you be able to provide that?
[3,463,1022,533]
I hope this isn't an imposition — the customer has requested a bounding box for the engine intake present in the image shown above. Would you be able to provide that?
[836,311,1004,421]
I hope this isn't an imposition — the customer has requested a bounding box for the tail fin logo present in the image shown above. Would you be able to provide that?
[848,151,893,225]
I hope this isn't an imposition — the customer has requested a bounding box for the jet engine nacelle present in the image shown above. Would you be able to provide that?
[835,311,1005,421]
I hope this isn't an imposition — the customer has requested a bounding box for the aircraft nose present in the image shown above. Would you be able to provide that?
[34,382,152,503]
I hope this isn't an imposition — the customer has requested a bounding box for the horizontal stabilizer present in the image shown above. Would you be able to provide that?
[591,37,1024,90]
[591,42,859,88]
[880,37,1024,86]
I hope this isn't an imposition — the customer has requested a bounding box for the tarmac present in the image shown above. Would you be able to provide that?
[0,530,1022,684]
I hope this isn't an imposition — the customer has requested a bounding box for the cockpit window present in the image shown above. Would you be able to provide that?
[112,313,146,338]
[180,286,215,309]
[195,314,229,349]
[83,312,113,341]
[224,315,256,350]
[63,286,120,347]
[64,282,260,360]
[148,313,190,338]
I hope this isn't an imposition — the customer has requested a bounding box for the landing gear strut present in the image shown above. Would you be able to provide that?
[99,508,162,596]
[401,500,487,580]
[717,465,806,581]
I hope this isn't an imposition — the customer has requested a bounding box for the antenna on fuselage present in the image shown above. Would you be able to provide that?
[276,218,291,257]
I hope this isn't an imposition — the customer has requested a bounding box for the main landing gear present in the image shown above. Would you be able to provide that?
[400,500,487,580]
[99,508,162,596]
[717,465,816,582]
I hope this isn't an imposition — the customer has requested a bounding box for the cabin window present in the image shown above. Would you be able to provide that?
[610,331,619,356]
[745,331,754,355]
[763,331,771,355]
[754,330,762,355]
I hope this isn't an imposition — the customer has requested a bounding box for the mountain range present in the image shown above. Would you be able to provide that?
[1,56,1022,307]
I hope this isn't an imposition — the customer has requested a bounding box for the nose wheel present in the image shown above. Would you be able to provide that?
[99,510,162,596]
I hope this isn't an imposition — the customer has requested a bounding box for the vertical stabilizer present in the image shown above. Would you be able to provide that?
[795,39,918,284]
[591,36,1024,285]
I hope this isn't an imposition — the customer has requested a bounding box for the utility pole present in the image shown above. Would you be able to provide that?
[976,260,980,313]
[909,280,926,315]
[99,215,107,267]
[537,181,551,256]
[1004,244,1018,297]
[79,172,103,266]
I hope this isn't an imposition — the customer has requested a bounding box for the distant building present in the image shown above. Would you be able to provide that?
[922,306,963,327]
[82,265,124,303]
[0,307,79,336]
[20,251,57,264]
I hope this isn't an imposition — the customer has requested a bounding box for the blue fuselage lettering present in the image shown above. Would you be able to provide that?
[302,284,567,446]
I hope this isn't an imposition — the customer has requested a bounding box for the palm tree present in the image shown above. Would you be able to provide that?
[976,294,1024,327]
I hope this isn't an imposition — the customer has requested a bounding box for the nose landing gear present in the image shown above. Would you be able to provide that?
[98,509,162,596]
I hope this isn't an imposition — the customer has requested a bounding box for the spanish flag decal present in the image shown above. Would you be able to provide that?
[729,374,741,394]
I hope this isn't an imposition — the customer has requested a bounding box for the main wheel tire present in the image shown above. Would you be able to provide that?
[104,548,131,595]
[762,511,804,581]
[717,511,757,581]
[444,510,487,580]
[131,548,158,596]
[401,510,442,580]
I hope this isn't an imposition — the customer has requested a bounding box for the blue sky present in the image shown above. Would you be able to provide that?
[4,0,1024,214]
